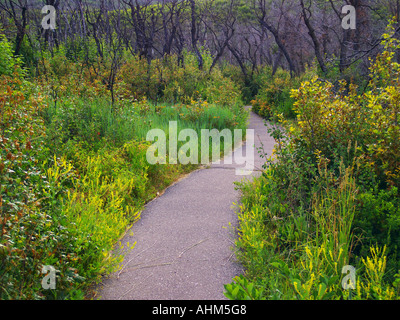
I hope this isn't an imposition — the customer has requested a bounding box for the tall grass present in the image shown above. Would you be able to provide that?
[37,94,249,298]
[227,161,399,300]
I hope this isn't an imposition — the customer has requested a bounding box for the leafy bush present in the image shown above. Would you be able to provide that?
[228,20,400,300]
[0,72,84,299]
[118,51,242,107]
[0,35,24,77]
[232,157,400,300]
[290,23,400,189]
[251,66,316,120]
[288,20,400,267]
[224,275,265,300]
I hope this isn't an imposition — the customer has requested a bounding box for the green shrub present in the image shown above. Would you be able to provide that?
[232,156,400,300]
[0,74,83,299]
[251,66,316,120]
[228,20,400,300]
[118,51,242,107]
[0,35,24,77]
[353,187,400,277]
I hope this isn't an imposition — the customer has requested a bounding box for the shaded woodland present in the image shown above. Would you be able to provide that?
[1,0,398,88]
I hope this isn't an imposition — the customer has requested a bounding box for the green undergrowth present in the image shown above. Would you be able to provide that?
[225,21,400,300]
[0,33,248,299]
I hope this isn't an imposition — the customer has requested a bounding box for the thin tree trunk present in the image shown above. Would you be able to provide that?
[259,19,296,77]
[299,0,327,74]
[190,0,203,70]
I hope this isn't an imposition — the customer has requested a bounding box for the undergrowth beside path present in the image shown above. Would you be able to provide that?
[225,21,400,300]
[0,37,247,299]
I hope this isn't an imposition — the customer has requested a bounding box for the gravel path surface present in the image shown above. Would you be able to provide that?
[97,109,275,300]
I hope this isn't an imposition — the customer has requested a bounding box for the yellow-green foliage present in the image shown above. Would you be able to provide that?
[0,35,24,77]
[118,51,242,106]
[37,48,242,109]
[227,20,400,301]
[354,246,396,300]
[290,21,400,189]
[231,163,400,300]
[50,153,139,280]
[251,66,316,120]
[37,53,109,101]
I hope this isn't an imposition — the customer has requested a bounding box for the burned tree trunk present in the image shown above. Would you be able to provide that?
[189,0,203,70]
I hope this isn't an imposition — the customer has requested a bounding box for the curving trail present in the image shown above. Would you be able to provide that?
[97,108,275,300]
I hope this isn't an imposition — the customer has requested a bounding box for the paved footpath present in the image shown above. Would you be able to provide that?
[97,109,275,300]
